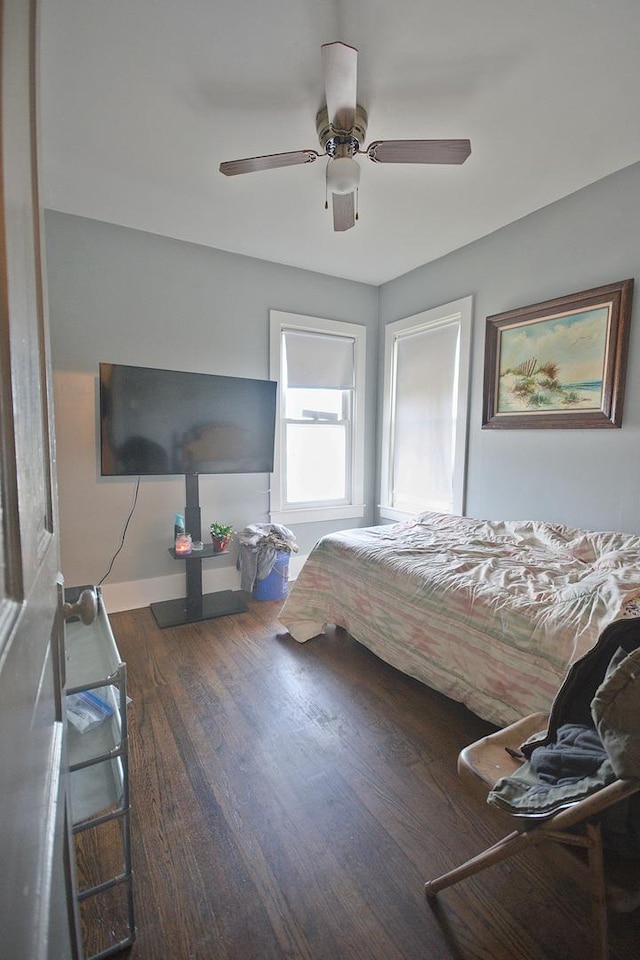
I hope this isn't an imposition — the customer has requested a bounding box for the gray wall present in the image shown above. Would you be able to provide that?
[46,212,378,598]
[47,160,640,609]
[379,161,640,535]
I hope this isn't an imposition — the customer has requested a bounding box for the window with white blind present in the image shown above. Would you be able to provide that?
[380,297,472,520]
[269,310,366,523]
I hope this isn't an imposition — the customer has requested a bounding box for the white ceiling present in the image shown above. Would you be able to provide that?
[39,0,640,286]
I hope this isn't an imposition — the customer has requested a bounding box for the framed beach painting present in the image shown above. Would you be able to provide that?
[482,279,634,429]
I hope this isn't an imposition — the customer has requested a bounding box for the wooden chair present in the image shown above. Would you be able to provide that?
[424,713,640,960]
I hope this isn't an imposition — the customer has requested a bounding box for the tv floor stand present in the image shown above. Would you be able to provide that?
[150,473,248,629]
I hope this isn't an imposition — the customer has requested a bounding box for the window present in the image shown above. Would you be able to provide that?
[380,297,472,520]
[269,311,366,524]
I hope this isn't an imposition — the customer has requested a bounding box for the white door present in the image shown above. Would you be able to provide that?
[0,0,78,957]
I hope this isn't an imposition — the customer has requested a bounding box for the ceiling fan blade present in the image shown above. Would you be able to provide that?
[367,139,471,165]
[219,149,319,176]
[332,191,356,232]
[321,42,358,132]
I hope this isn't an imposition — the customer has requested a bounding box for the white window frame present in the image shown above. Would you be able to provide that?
[269,310,366,524]
[379,296,472,521]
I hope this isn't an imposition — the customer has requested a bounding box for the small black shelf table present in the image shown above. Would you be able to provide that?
[149,473,249,629]
[150,545,249,628]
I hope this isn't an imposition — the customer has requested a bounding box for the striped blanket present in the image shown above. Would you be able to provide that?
[278,512,640,726]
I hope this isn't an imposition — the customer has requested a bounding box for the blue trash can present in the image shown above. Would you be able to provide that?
[252,551,289,601]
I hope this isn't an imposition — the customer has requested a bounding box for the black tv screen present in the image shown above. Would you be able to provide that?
[99,362,277,476]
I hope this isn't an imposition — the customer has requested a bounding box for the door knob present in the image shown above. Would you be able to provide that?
[63,587,98,625]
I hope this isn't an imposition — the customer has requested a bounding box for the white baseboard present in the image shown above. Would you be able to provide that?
[100,552,308,613]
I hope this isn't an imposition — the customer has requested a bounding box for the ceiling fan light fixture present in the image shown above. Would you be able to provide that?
[326,156,360,195]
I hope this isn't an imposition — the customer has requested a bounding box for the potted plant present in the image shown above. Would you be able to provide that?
[209,521,234,553]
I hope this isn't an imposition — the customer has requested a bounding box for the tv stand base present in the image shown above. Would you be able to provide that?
[150,589,249,629]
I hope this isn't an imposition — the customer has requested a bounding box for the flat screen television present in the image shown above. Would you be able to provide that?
[99,362,277,477]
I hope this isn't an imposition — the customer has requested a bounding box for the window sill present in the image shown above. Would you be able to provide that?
[379,504,454,522]
[270,504,365,525]
[378,506,416,523]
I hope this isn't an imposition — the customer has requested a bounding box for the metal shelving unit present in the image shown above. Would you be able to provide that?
[65,588,135,960]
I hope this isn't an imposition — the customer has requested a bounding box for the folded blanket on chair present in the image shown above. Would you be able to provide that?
[487,741,615,819]
[529,723,608,785]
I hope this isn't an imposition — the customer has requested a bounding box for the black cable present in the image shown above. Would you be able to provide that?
[98,476,141,585]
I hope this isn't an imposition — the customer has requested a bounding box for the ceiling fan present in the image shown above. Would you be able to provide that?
[219,42,471,232]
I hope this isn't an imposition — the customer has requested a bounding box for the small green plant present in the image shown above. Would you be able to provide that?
[209,521,234,539]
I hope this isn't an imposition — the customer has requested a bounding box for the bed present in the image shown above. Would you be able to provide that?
[278,512,640,727]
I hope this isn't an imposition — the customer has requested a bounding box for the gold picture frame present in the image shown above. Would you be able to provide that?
[482,279,634,429]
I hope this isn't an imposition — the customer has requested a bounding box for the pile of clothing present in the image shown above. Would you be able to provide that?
[236,523,298,593]
[487,616,640,854]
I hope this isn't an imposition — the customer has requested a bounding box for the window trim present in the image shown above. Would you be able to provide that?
[379,296,473,521]
[269,310,366,524]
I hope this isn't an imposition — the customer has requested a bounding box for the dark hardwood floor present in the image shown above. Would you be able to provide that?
[94,599,640,960]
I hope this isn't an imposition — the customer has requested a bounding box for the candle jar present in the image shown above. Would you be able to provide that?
[174,533,193,555]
